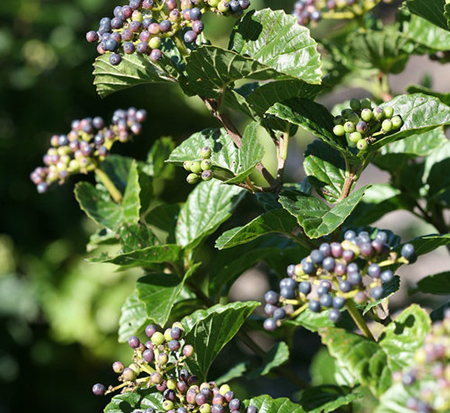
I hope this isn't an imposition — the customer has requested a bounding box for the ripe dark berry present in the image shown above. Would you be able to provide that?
[109,53,122,65]
[263,318,277,331]
[339,281,352,293]
[246,407,258,413]
[332,296,345,309]
[309,300,321,313]
[150,49,162,62]
[280,286,295,299]
[320,294,333,308]
[368,263,381,278]
[264,290,279,305]
[273,308,286,320]
[302,260,315,275]
[229,399,241,411]
[190,7,202,20]
[299,281,311,295]
[371,286,384,300]
[143,348,155,362]
[123,42,136,54]
[380,270,394,283]
[168,340,181,351]
[310,249,324,264]
[92,383,106,396]
[329,309,341,322]
[128,336,140,348]
[145,324,157,337]
[322,256,335,272]
[401,243,416,263]
[184,30,197,43]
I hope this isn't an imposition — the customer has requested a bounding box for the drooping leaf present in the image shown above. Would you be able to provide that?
[230,9,322,84]
[414,271,450,295]
[378,304,431,371]
[303,140,346,203]
[93,48,180,98]
[244,395,306,413]
[176,179,245,249]
[136,272,188,327]
[248,342,289,379]
[181,301,260,380]
[404,0,449,31]
[215,209,298,249]
[89,244,182,268]
[118,291,148,343]
[104,389,165,413]
[279,186,369,238]
[298,385,364,413]
[320,327,391,397]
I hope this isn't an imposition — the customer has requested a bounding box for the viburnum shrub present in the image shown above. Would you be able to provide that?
[32,0,450,411]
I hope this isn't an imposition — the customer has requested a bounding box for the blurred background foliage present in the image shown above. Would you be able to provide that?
[1,0,447,412]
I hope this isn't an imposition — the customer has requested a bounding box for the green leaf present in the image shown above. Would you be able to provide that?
[182,301,260,380]
[224,121,264,184]
[136,272,188,327]
[407,84,450,106]
[87,227,118,251]
[415,271,450,294]
[298,386,364,413]
[303,140,346,203]
[93,49,179,98]
[214,361,250,385]
[118,291,148,343]
[117,223,158,253]
[248,342,289,379]
[279,186,369,238]
[347,184,413,227]
[176,179,245,249]
[370,94,450,151]
[378,304,431,371]
[267,98,357,161]
[320,327,391,397]
[99,155,135,194]
[104,389,165,413]
[143,136,175,178]
[215,209,297,249]
[146,203,181,244]
[230,9,322,84]
[244,395,306,413]
[89,244,182,268]
[399,11,450,51]
[398,233,450,257]
[74,182,123,229]
[347,28,414,74]
[121,160,141,224]
[404,0,449,31]
[375,383,418,413]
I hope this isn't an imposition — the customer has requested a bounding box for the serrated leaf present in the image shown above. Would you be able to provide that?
[397,233,450,257]
[407,84,450,106]
[89,244,182,268]
[399,11,450,51]
[378,305,431,371]
[415,271,450,294]
[75,182,123,229]
[267,98,357,161]
[279,186,369,238]
[87,227,118,251]
[143,136,175,178]
[215,209,297,249]
[117,223,158,253]
[404,0,449,31]
[181,301,260,380]
[347,184,413,227]
[304,140,346,203]
[244,395,306,413]
[248,342,289,379]
[370,94,450,151]
[176,179,245,249]
[347,29,414,74]
[93,49,179,98]
[298,385,363,413]
[104,389,165,413]
[136,272,188,327]
[363,275,400,315]
[320,327,391,397]
[118,291,148,343]
[230,9,322,84]
[99,155,134,194]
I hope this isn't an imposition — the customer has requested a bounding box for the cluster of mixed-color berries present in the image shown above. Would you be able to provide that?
[183,146,213,184]
[393,310,450,412]
[30,108,146,194]
[92,322,258,413]
[263,230,417,330]
[333,99,403,151]
[292,0,361,25]
[332,98,403,152]
[86,0,250,65]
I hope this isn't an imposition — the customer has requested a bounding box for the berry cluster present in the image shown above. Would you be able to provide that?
[292,0,362,26]
[30,108,146,193]
[183,146,213,184]
[394,310,450,412]
[86,0,250,66]
[332,98,403,152]
[92,322,258,413]
[263,230,416,330]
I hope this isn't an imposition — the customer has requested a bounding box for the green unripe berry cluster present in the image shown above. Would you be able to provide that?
[332,98,403,153]
[184,146,214,184]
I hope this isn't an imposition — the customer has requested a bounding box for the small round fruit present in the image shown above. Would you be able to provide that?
[391,115,403,129]
[349,131,362,143]
[187,173,199,184]
[201,170,213,181]
[92,383,106,396]
[381,119,393,133]
[361,108,373,122]
[356,139,368,151]
[183,161,192,171]
[373,106,384,121]
[383,106,394,119]
[344,121,355,133]
[200,146,212,159]
[151,331,165,345]
[201,159,212,170]
[349,98,361,111]
[333,125,345,136]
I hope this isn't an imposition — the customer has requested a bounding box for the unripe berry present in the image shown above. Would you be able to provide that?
[190,161,202,174]
[183,161,192,171]
[342,109,359,123]
[187,173,199,184]
[360,98,372,109]
[349,98,361,111]
[391,115,402,129]
[201,159,212,170]
[113,361,124,373]
[149,37,162,49]
[333,125,345,136]
[183,344,194,357]
[122,367,137,381]
[163,400,174,411]
[151,331,165,345]
[373,106,384,121]
[381,119,392,133]
[383,106,394,119]
[361,108,373,122]
[218,1,230,12]
[349,132,362,143]
[200,146,212,159]
[343,121,355,133]
[201,170,213,181]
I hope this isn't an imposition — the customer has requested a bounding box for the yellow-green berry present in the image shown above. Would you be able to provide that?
[201,159,212,170]
[187,173,199,184]
[183,161,192,171]
[381,119,393,133]
[356,139,368,151]
[383,106,394,119]
[391,115,402,129]
[191,161,202,174]
[333,125,345,136]
[151,331,165,345]
[349,131,362,143]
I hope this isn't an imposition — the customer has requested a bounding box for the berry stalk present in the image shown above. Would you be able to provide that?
[95,167,123,203]
[345,299,375,341]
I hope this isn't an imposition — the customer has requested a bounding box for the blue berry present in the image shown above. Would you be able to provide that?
[128,335,140,348]
[143,348,155,362]
[229,0,241,12]
[264,303,276,316]
[319,242,331,257]
[360,242,373,258]
[371,286,384,300]
[239,0,250,9]
[330,242,343,258]
[309,300,321,313]
[229,399,241,411]
[344,230,356,240]
[150,49,162,61]
[109,53,122,65]
[332,296,345,309]
[320,294,333,307]
[264,290,279,305]
[339,281,352,293]
[329,309,341,322]
[286,264,296,277]
[302,260,315,275]
[273,308,286,320]
[159,20,172,32]
[375,231,388,244]
[280,286,295,299]
[263,318,277,331]
[92,383,106,395]
[190,7,202,20]
[401,243,417,263]
[348,272,362,285]
[280,277,296,289]
[347,262,359,274]
[310,249,325,265]
[322,256,335,272]
[299,281,311,295]
[145,324,157,337]
[368,263,381,278]
[380,270,394,283]
[184,30,197,43]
